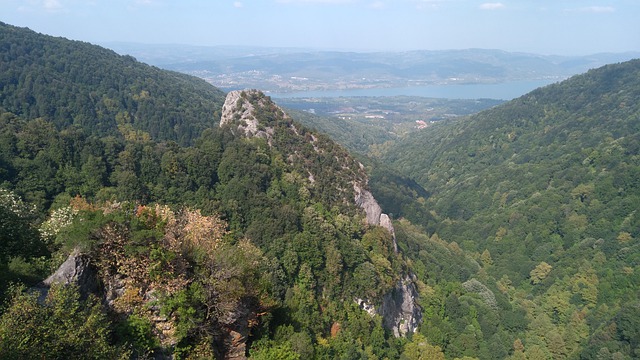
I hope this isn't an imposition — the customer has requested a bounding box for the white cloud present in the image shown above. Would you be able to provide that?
[276,0,355,4]
[413,0,448,10]
[234,1,243,7]
[43,0,63,11]
[575,6,615,13]
[370,1,384,9]
[479,2,505,10]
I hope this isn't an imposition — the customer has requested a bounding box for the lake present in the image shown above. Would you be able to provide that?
[265,79,561,100]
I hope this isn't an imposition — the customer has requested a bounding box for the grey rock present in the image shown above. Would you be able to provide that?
[36,248,98,301]
[220,89,280,141]
[379,275,422,337]
[354,183,398,253]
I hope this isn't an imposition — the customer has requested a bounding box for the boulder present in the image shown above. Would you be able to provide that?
[37,249,98,301]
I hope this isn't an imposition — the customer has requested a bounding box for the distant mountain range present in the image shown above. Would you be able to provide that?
[104,43,640,93]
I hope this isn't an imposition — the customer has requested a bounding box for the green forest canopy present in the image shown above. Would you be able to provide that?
[1,20,640,359]
[0,21,225,146]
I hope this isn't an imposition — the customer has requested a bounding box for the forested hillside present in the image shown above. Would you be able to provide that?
[0,22,426,359]
[382,59,640,359]
[0,22,225,145]
[2,20,640,360]
[0,89,421,359]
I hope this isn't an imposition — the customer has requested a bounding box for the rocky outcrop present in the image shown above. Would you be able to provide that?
[218,298,259,360]
[379,275,422,338]
[221,89,421,339]
[36,249,98,300]
[354,183,398,253]
[353,182,422,337]
[379,214,398,253]
[356,274,422,338]
[353,184,422,337]
[353,183,383,226]
[220,89,278,140]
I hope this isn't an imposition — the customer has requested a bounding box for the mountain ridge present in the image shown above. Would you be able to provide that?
[0,21,226,146]
[381,58,640,359]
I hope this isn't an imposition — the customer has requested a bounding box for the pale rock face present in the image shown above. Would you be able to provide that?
[356,298,378,317]
[220,90,257,134]
[38,249,98,300]
[353,182,398,252]
[379,276,423,337]
[353,183,383,226]
[379,213,398,253]
[220,89,278,141]
[356,275,422,338]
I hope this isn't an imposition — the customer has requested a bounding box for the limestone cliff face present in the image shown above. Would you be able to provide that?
[353,183,398,253]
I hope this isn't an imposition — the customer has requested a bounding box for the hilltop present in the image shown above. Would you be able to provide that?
[0,22,225,145]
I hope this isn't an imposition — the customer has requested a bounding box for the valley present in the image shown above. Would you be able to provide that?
[105,43,639,95]
[1,21,639,360]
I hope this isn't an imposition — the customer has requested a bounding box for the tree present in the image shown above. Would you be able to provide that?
[402,333,446,360]
[250,341,300,360]
[0,190,43,260]
[530,262,552,284]
[0,285,124,359]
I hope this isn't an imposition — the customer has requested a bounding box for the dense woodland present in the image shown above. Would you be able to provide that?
[1,21,639,359]
[0,22,225,145]
[381,60,640,359]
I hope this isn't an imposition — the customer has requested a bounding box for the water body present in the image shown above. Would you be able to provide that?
[265,79,560,100]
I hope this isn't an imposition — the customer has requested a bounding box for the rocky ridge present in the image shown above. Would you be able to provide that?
[220,89,421,337]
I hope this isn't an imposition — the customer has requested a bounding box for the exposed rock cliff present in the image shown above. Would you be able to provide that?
[220,89,280,141]
[379,275,422,337]
[354,183,398,253]
[356,272,422,338]
[218,298,260,360]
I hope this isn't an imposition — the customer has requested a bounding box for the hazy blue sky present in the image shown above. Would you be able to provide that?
[1,0,638,55]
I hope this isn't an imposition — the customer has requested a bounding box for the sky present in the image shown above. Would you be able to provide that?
[1,0,639,55]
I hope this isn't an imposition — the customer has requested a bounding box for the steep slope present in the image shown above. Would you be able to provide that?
[0,21,225,145]
[0,21,424,358]
[383,59,640,359]
[0,85,422,358]
[219,89,421,337]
